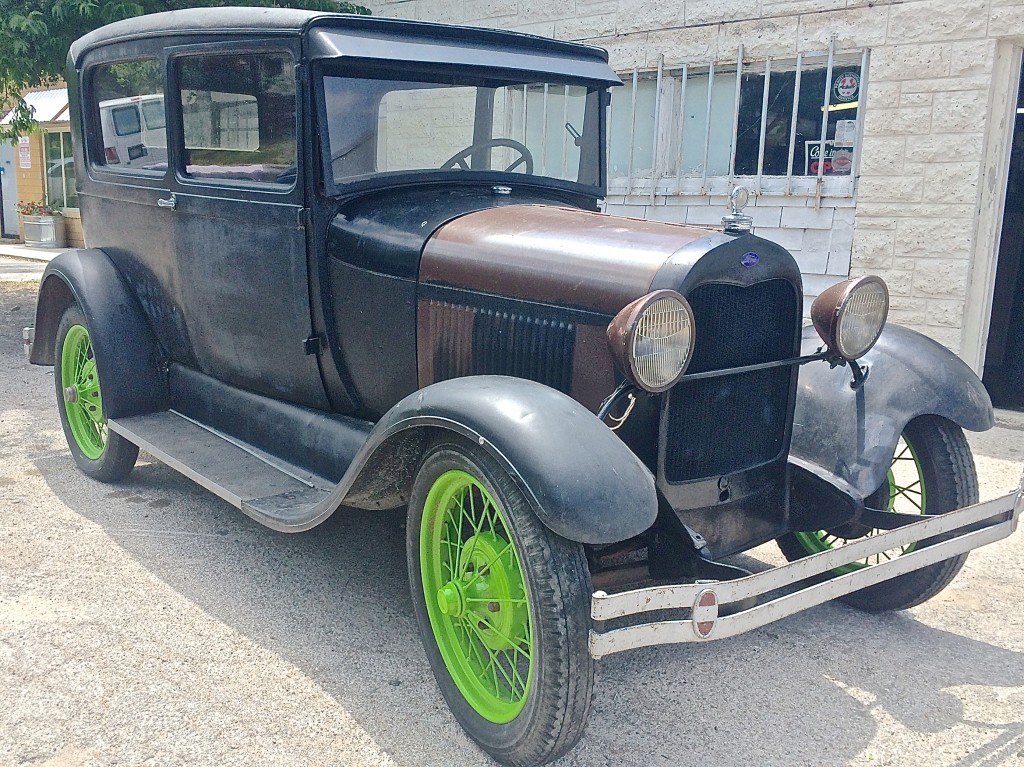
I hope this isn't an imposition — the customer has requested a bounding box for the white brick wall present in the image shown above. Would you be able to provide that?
[368,0,1022,356]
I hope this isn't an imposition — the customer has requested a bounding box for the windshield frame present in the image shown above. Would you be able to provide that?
[313,59,609,199]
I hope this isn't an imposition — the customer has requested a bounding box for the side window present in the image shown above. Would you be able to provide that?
[175,52,296,185]
[90,58,167,172]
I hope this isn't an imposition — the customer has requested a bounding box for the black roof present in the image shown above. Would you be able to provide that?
[69,8,615,80]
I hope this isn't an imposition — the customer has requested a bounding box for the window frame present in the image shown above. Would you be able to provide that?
[313,58,609,201]
[82,53,169,183]
[607,43,869,201]
[166,40,301,195]
[43,128,77,210]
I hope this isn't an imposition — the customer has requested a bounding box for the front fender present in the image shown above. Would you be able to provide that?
[791,324,992,497]
[341,376,658,544]
[30,249,168,418]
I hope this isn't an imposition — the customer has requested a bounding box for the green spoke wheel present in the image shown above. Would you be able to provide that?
[421,469,534,722]
[408,441,594,766]
[54,305,138,482]
[791,435,928,574]
[61,324,107,459]
[778,415,978,612]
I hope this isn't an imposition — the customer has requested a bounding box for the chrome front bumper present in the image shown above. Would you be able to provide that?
[590,475,1023,658]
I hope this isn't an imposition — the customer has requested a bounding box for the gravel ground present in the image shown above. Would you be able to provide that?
[1,279,1022,767]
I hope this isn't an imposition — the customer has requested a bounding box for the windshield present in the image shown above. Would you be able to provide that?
[320,72,603,189]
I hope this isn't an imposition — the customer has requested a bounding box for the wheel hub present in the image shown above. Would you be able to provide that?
[436,581,466,617]
[64,385,79,403]
[456,532,527,652]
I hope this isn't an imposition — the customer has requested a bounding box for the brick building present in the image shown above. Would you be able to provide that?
[369,0,1024,399]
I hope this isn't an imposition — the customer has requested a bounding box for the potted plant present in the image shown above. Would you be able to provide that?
[16,200,66,248]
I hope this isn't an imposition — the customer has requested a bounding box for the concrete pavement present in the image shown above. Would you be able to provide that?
[0,279,1022,767]
[0,241,59,282]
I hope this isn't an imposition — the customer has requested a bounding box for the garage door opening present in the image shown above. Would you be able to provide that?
[983,57,1024,410]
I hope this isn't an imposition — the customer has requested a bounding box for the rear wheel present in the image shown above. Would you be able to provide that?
[407,441,594,767]
[778,415,978,612]
[54,305,138,482]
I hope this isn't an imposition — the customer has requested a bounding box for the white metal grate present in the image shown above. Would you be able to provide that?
[607,43,869,200]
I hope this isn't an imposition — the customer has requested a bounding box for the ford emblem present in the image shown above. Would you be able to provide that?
[741,252,760,268]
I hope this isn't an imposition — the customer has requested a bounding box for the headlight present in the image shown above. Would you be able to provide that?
[607,290,696,392]
[811,276,889,360]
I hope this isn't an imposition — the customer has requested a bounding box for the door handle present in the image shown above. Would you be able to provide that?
[157,194,176,209]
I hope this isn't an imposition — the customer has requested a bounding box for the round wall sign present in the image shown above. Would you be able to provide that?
[833,71,859,103]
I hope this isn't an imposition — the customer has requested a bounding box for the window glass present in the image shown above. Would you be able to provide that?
[678,69,737,177]
[321,73,600,188]
[112,106,142,136]
[608,76,657,179]
[44,131,76,208]
[734,57,862,177]
[176,52,296,185]
[607,52,864,188]
[90,58,166,171]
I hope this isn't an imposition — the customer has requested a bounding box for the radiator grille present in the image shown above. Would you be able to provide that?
[426,300,576,394]
[663,279,799,483]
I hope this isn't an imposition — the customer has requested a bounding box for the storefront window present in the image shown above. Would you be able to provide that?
[44,130,76,209]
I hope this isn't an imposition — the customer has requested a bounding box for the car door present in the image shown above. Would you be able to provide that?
[75,47,186,361]
[164,40,331,410]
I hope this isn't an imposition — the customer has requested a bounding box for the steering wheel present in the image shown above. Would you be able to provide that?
[440,138,534,174]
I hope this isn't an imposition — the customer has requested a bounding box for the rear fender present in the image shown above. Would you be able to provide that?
[339,376,658,544]
[791,324,992,498]
[30,249,168,418]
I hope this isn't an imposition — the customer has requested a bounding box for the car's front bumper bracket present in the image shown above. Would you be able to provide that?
[590,474,1023,658]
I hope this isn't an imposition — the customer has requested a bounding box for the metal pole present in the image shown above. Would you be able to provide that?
[728,45,744,183]
[756,58,771,193]
[786,53,803,195]
[700,61,715,195]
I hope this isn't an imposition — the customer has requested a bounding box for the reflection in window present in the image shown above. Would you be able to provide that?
[90,58,166,171]
[177,52,296,185]
[321,74,599,188]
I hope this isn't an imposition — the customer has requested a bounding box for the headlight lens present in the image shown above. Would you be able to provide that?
[811,276,889,360]
[607,290,695,392]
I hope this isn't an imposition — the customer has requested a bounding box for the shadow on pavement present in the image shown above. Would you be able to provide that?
[34,450,1024,767]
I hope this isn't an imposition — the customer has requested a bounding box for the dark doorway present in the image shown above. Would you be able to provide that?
[983,58,1024,410]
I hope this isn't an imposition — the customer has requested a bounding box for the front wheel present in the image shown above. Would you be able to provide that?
[407,441,594,767]
[777,415,978,612]
[54,305,139,482]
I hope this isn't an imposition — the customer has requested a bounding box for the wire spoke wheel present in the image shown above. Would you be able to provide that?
[421,469,534,722]
[408,442,594,766]
[60,324,107,459]
[778,415,977,612]
[54,305,138,482]
[792,435,928,573]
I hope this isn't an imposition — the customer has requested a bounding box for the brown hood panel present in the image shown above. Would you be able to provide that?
[421,205,714,315]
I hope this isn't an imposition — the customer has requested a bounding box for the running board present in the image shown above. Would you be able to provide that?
[590,476,1023,658]
[109,411,332,526]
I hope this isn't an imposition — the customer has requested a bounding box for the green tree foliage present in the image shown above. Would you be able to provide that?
[0,0,370,142]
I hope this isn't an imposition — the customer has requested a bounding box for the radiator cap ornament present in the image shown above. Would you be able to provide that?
[722,186,753,235]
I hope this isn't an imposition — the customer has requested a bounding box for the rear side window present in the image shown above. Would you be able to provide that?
[175,52,296,186]
[89,59,167,172]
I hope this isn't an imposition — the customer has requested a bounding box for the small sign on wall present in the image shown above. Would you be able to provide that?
[18,136,30,169]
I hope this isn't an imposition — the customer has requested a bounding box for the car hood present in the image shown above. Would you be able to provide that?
[420,205,716,316]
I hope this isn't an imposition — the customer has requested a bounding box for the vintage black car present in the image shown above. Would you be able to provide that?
[26,9,1023,766]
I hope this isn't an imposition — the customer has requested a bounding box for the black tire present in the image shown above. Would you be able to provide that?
[777,415,978,612]
[407,440,594,767]
[54,305,139,482]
